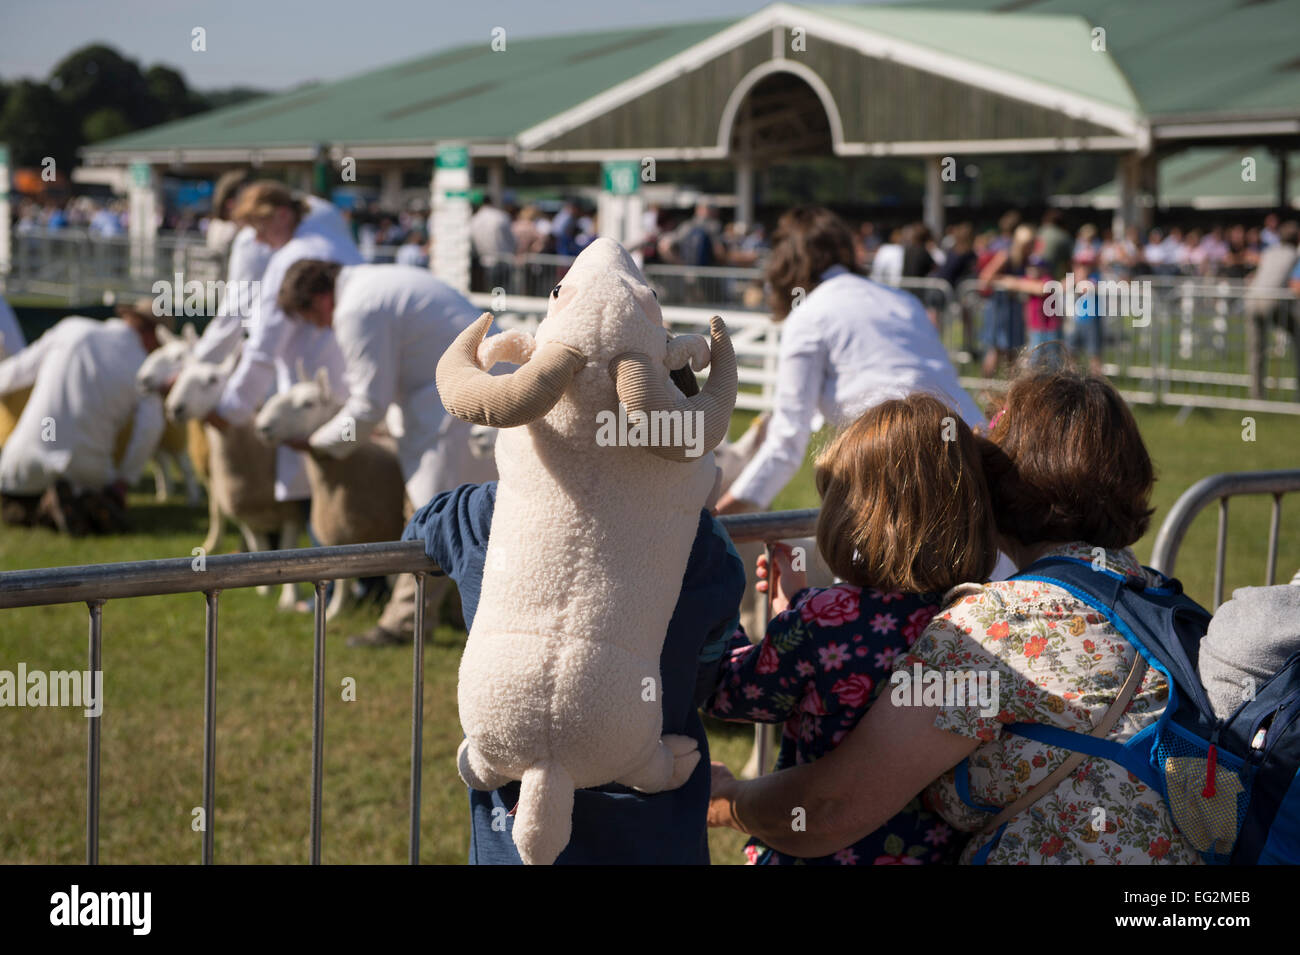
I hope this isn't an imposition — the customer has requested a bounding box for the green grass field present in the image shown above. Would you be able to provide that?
[0,405,1296,864]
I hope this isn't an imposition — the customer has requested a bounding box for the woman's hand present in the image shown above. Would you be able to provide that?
[707,761,745,830]
[756,541,806,617]
[712,491,758,516]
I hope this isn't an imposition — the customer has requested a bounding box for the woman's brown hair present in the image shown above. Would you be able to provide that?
[982,364,1155,549]
[231,180,310,229]
[764,206,858,320]
[815,393,997,594]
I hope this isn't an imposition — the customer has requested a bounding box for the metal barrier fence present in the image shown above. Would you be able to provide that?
[0,508,816,865]
[1149,469,1300,609]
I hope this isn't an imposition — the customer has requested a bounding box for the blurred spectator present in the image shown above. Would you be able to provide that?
[657,201,724,267]
[1038,208,1073,280]
[395,229,429,268]
[978,223,1035,377]
[1245,220,1299,398]
[470,195,516,289]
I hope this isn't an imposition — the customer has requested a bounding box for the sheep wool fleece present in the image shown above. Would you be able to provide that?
[435,237,738,864]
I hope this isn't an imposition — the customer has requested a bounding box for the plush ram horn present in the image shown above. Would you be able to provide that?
[610,315,737,462]
[436,313,586,428]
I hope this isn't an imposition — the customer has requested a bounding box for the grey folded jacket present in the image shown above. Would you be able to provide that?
[1199,584,1300,719]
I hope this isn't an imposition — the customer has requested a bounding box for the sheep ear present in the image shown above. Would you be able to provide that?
[182,322,198,345]
[296,358,308,383]
[155,325,176,345]
[315,366,331,397]
[218,350,240,377]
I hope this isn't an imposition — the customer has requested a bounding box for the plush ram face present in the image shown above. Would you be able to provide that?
[436,237,737,463]
[137,323,198,393]
[165,350,236,422]
[254,369,337,445]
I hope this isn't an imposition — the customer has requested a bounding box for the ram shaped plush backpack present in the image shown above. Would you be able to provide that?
[965,556,1300,865]
[433,237,738,864]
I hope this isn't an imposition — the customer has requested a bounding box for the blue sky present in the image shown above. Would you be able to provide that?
[0,0,894,91]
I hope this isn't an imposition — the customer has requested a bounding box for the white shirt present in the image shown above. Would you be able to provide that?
[216,199,362,500]
[192,225,273,364]
[0,318,163,494]
[728,267,986,509]
[470,205,515,266]
[308,265,482,504]
[0,294,26,358]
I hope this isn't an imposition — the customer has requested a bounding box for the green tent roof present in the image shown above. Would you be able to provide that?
[89,19,738,152]
[1069,147,1300,209]
[904,0,1300,119]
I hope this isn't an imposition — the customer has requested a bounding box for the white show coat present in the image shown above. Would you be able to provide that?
[0,318,164,495]
[308,265,495,506]
[216,200,362,500]
[0,293,26,358]
[192,225,273,364]
[729,266,985,509]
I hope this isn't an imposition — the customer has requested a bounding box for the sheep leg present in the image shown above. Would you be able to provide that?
[615,734,700,793]
[324,578,351,621]
[243,524,274,597]
[201,490,223,555]
[151,453,172,502]
[276,517,305,611]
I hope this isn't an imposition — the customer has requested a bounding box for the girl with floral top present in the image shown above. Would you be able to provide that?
[705,393,998,865]
[708,366,1202,865]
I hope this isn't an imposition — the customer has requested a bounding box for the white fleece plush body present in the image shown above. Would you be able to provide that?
[452,239,721,863]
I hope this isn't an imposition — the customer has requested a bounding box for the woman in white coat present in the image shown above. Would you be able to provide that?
[209,182,362,502]
[716,207,986,515]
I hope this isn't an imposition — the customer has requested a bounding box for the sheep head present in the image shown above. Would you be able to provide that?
[254,367,340,445]
[137,322,198,393]
[165,348,237,422]
[436,237,736,461]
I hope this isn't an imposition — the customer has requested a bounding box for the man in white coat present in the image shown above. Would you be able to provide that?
[209,182,362,503]
[0,301,167,533]
[275,259,497,645]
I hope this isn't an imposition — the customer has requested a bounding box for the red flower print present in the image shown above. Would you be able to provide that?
[800,688,828,715]
[1024,635,1048,659]
[1148,837,1171,860]
[874,853,923,865]
[1039,835,1064,857]
[756,642,780,674]
[833,847,859,865]
[818,642,851,671]
[870,613,898,635]
[903,606,937,644]
[742,683,762,700]
[743,844,760,865]
[988,621,1010,640]
[800,587,861,626]
[831,673,874,708]
[794,660,815,678]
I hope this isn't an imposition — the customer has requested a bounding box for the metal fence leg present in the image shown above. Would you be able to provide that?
[754,543,774,777]
[1214,499,1229,611]
[202,591,220,865]
[86,600,103,865]
[310,580,327,865]
[410,572,426,865]
[1266,494,1282,586]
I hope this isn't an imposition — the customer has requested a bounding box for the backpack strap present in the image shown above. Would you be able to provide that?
[978,649,1148,837]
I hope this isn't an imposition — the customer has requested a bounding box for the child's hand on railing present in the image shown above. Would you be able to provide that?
[756,541,806,618]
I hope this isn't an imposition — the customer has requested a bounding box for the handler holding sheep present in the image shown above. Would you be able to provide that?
[274,259,497,646]
[207,181,362,503]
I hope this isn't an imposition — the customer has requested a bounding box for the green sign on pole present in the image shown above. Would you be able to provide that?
[436,145,469,170]
[130,161,151,188]
[602,160,640,196]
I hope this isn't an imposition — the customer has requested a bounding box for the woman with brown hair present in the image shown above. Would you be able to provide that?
[704,393,997,864]
[709,364,1202,865]
[716,206,983,515]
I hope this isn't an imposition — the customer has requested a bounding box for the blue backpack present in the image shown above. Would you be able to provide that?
[963,556,1300,864]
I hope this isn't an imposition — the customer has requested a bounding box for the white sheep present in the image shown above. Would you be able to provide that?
[130,322,204,506]
[166,350,306,610]
[434,237,737,864]
[253,367,407,620]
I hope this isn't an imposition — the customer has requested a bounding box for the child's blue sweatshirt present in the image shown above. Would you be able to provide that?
[403,481,746,865]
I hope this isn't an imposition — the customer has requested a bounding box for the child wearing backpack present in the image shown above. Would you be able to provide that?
[704,392,998,864]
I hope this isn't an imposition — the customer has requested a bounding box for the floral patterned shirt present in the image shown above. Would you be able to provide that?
[705,583,967,865]
[903,542,1203,865]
